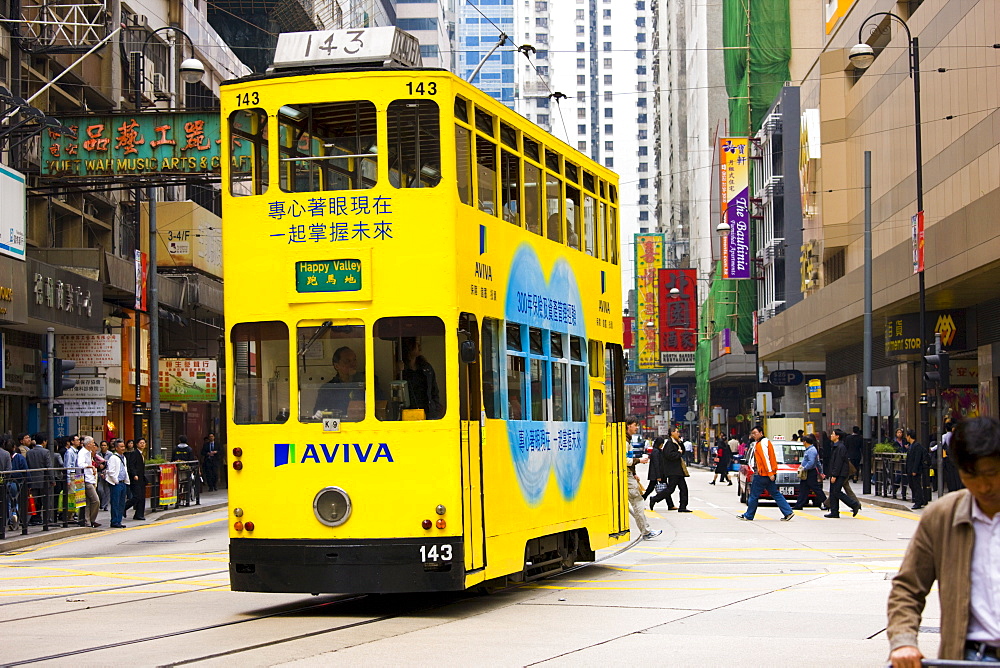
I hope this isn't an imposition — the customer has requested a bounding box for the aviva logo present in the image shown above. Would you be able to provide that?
[274,442,394,467]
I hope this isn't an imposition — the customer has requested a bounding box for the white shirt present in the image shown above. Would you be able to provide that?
[684,440,693,452]
[967,499,1000,644]
[77,448,96,485]
[105,452,129,484]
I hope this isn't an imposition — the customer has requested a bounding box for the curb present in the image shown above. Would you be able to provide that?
[858,496,920,513]
[0,499,228,553]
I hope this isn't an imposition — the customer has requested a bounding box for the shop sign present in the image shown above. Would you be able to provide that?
[660,352,695,365]
[884,310,968,357]
[57,334,121,367]
[808,378,823,399]
[658,268,697,352]
[62,376,107,400]
[59,399,107,417]
[951,361,978,386]
[634,234,664,369]
[159,358,219,402]
[27,259,103,331]
[719,137,751,279]
[0,254,28,324]
[0,164,27,261]
[104,366,123,399]
[40,113,222,178]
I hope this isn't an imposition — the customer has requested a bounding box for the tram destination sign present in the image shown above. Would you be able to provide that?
[272,27,422,69]
[40,113,222,178]
[295,259,362,293]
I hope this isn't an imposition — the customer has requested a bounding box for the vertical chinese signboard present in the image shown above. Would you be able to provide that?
[720,138,751,279]
[634,234,664,369]
[911,211,924,274]
[159,464,178,506]
[658,268,697,353]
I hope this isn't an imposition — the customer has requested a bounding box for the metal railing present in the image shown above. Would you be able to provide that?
[872,452,932,501]
[1,460,201,540]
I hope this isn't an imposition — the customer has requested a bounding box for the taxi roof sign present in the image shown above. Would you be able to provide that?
[270,28,423,71]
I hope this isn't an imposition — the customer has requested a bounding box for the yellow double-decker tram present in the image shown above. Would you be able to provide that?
[222,27,629,594]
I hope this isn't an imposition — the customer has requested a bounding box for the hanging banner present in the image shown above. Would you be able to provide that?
[720,137,751,279]
[159,464,178,506]
[135,250,148,311]
[658,268,697,353]
[912,211,924,274]
[70,471,86,509]
[634,234,664,369]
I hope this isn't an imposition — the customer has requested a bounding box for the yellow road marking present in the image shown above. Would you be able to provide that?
[877,509,920,520]
[691,510,716,519]
[178,517,228,529]
[850,513,877,521]
[793,510,822,520]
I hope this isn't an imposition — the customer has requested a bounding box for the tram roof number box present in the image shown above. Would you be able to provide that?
[271,27,422,70]
[295,259,362,293]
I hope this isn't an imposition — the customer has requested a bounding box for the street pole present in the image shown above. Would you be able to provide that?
[934,332,944,499]
[863,151,873,494]
[912,36,929,458]
[148,184,161,458]
[47,327,55,433]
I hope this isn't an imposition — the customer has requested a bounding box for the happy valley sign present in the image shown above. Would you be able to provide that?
[41,113,222,178]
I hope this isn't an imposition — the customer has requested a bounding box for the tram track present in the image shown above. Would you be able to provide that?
[2,535,644,666]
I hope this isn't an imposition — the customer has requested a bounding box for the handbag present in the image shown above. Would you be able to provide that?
[680,459,690,477]
[798,468,809,480]
[654,481,668,493]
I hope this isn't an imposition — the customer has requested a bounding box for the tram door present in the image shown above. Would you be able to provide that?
[459,314,486,572]
[606,344,629,536]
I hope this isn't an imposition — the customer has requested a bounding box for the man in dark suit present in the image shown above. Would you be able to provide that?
[846,426,864,482]
[23,432,53,524]
[905,428,929,509]
[825,429,862,518]
[203,433,219,492]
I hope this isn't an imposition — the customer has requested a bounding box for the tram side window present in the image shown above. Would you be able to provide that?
[506,322,526,420]
[599,201,608,261]
[545,171,562,243]
[373,316,446,421]
[584,194,597,256]
[278,101,377,193]
[456,125,473,206]
[524,161,543,236]
[570,335,587,421]
[605,343,625,421]
[501,149,521,225]
[551,332,567,421]
[566,185,582,251]
[609,205,619,265]
[297,323,367,423]
[482,318,503,419]
[476,136,497,216]
[231,321,289,424]
[229,109,269,197]
[388,100,441,188]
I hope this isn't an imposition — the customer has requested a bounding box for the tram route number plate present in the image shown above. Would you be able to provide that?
[323,418,341,432]
[420,545,453,562]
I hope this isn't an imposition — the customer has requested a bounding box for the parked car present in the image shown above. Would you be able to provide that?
[737,440,813,505]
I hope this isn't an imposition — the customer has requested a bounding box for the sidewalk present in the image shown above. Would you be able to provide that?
[0,487,229,553]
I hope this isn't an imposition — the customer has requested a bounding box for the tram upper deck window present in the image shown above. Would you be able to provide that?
[388,100,441,188]
[565,185,582,250]
[229,109,268,197]
[297,323,368,422]
[278,101,377,193]
[500,149,520,224]
[456,124,473,206]
[373,316,446,421]
[476,136,497,216]
[231,321,289,424]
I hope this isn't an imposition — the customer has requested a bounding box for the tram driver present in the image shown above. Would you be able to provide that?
[313,346,366,421]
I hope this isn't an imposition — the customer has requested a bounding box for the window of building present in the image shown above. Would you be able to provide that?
[387,99,440,189]
[637,113,647,123]
[229,108,268,197]
[536,49,548,60]
[278,101,377,193]
[638,146,647,156]
[604,124,613,133]
[538,114,549,125]
[638,194,648,204]
[298,323,367,423]
[576,9,584,19]
[636,49,646,59]
[537,66,549,75]
[577,57,586,68]
[577,41,585,51]
[637,82,646,92]
[635,0,644,8]
[636,33,646,42]
[604,108,613,118]
[605,157,613,168]
[636,66,646,75]
[603,25,611,35]
[577,75,586,85]
[231,321,288,424]
[638,178,648,188]
[397,17,438,30]
[603,8,611,17]
[536,97,550,108]
[372,316,446,420]
[636,16,645,26]
[639,210,649,221]
[578,141,587,151]
[535,0,547,9]
[605,141,613,151]
[604,74,612,85]
[577,108,587,119]
[603,58,612,68]
[536,34,548,44]
[535,17,547,26]
[420,45,439,58]
[603,42,611,51]
[577,91,586,102]
[604,91,613,102]
[638,162,647,172]
[638,129,647,139]
[576,26,585,35]
[637,97,647,107]
[578,124,587,134]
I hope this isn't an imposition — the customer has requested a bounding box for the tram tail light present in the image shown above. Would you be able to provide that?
[436,519,446,529]
[234,520,244,531]
[422,519,432,530]
[232,447,243,457]
[244,521,255,532]
[233,460,243,471]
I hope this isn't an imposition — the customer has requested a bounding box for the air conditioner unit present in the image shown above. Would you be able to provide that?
[151,73,171,100]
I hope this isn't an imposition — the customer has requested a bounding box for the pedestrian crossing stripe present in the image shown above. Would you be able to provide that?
[691,510,716,519]
[877,509,920,520]
[793,510,822,520]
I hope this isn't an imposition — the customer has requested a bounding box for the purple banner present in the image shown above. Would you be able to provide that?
[727,187,751,279]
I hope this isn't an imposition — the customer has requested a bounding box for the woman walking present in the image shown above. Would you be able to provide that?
[650,427,692,512]
[791,434,827,509]
[646,437,673,509]
[711,439,733,485]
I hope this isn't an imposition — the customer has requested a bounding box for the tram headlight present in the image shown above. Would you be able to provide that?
[313,487,352,527]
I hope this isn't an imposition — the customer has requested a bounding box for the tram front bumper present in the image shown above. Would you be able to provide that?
[230,537,467,594]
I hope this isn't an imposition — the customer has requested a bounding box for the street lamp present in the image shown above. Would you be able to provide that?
[133,27,206,458]
[850,13,929,450]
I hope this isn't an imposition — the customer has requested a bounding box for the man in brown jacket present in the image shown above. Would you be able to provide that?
[888,416,1000,666]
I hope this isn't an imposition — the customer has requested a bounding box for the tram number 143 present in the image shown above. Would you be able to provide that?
[419,544,453,562]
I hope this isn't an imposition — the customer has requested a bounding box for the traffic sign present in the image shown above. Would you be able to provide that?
[685,410,696,421]
[768,369,804,386]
